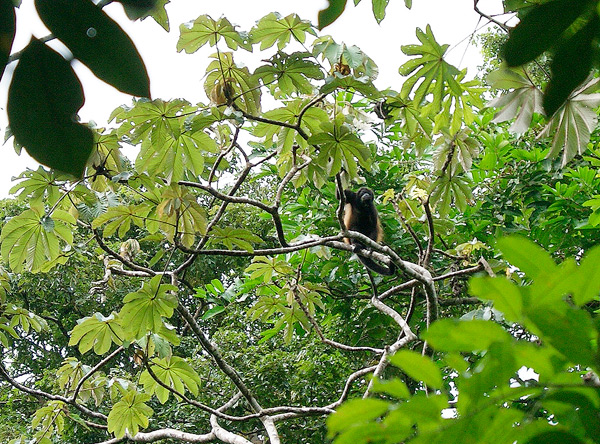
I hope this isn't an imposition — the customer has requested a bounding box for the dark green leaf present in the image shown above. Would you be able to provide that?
[543,16,598,116]
[526,430,585,444]
[0,0,15,80]
[502,0,588,67]
[35,0,150,97]
[527,308,596,366]
[7,38,94,178]
[318,0,347,30]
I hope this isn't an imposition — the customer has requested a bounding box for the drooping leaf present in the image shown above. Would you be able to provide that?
[107,391,153,438]
[204,52,261,114]
[538,77,600,167]
[69,313,125,355]
[7,38,94,178]
[140,356,202,403]
[327,398,389,436]
[0,204,75,273]
[35,0,150,97]
[0,0,16,80]
[487,67,544,133]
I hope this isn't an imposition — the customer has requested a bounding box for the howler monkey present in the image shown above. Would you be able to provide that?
[340,187,396,276]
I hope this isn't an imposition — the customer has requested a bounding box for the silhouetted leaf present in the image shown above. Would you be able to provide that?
[0,0,15,80]
[35,0,150,97]
[543,16,598,116]
[7,38,94,178]
[318,0,347,30]
[502,0,588,67]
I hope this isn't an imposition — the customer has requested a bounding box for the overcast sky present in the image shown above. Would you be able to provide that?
[0,0,503,196]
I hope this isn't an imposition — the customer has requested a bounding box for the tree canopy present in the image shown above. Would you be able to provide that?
[1,1,600,443]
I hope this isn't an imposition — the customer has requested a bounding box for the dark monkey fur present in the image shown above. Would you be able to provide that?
[340,187,396,276]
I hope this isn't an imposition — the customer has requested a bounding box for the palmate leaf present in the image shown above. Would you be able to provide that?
[208,227,263,252]
[150,185,208,248]
[250,13,316,50]
[245,256,294,284]
[92,204,150,238]
[309,122,371,179]
[119,275,178,340]
[135,127,217,184]
[204,52,261,115]
[429,174,473,217]
[432,129,480,175]
[107,391,153,439]
[254,51,324,97]
[9,167,64,205]
[0,205,75,273]
[139,356,202,403]
[398,25,461,114]
[87,130,124,192]
[111,98,195,145]
[177,15,251,53]
[538,77,600,167]
[69,313,125,355]
[487,67,544,134]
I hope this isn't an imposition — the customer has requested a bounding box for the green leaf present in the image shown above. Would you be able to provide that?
[35,0,150,97]
[487,67,543,134]
[119,275,178,340]
[0,0,15,80]
[254,51,324,97]
[140,356,202,403]
[424,319,512,352]
[177,15,251,53]
[69,313,125,355]
[0,205,75,273]
[7,38,94,178]
[92,204,150,238]
[107,391,153,438]
[318,0,348,30]
[399,25,461,116]
[250,13,315,50]
[372,0,390,23]
[526,430,585,444]
[526,308,597,367]
[501,0,588,67]
[327,398,389,436]
[470,276,523,322]
[204,52,261,114]
[538,77,600,167]
[208,227,263,252]
[496,235,556,280]
[572,244,600,305]
[388,350,443,389]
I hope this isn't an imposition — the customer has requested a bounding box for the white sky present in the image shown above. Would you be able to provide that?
[0,0,503,196]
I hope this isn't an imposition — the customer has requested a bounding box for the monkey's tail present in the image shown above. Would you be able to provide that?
[359,256,396,276]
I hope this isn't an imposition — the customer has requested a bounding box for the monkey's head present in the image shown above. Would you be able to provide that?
[357,187,375,209]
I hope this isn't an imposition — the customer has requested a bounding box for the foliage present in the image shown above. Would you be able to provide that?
[0,2,599,444]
